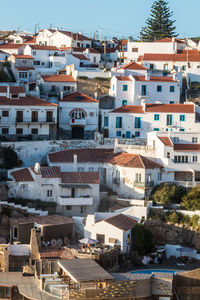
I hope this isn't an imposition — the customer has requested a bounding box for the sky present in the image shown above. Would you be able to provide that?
[1,0,200,39]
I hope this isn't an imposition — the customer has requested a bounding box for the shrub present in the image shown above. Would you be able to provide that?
[150,183,187,205]
[181,186,200,211]
[77,76,88,80]
[0,147,22,169]
[191,214,200,228]
[131,223,156,256]
[0,69,10,82]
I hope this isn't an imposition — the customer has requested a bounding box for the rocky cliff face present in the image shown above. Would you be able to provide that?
[144,220,200,251]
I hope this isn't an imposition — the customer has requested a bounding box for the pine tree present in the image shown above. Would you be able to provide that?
[140,0,177,41]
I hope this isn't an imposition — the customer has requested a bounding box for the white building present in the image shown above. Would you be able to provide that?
[0,44,25,55]
[0,50,9,61]
[48,148,163,199]
[109,72,180,107]
[24,44,67,73]
[0,86,25,98]
[8,54,36,83]
[36,29,92,48]
[64,47,101,65]
[108,102,199,139]
[0,94,57,140]
[8,164,100,217]
[38,74,77,100]
[59,91,99,139]
[84,213,137,253]
[127,37,186,61]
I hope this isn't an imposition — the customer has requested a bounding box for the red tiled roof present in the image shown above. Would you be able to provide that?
[156,37,185,43]
[133,75,177,82]
[0,86,25,94]
[107,153,163,169]
[116,76,132,81]
[49,148,115,163]
[158,137,173,147]
[13,54,33,59]
[174,144,200,151]
[0,44,25,49]
[104,214,137,231]
[0,95,58,106]
[119,61,147,70]
[72,53,89,60]
[16,67,35,71]
[143,53,200,62]
[61,172,99,184]
[31,166,61,178]
[145,103,195,113]
[177,49,199,55]
[42,74,76,82]
[29,45,60,51]
[12,214,74,225]
[111,105,144,114]
[11,168,34,182]
[56,30,91,41]
[60,91,98,103]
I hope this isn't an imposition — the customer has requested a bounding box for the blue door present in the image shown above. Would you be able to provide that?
[126,131,131,138]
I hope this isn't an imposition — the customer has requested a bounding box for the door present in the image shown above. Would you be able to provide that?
[16,111,23,122]
[126,131,131,139]
[71,127,84,139]
[32,111,38,122]
[46,111,53,122]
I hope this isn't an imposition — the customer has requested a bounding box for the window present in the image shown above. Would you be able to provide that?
[13,226,18,239]
[135,117,141,128]
[19,72,27,79]
[150,64,154,69]
[146,173,151,183]
[71,188,75,198]
[154,128,159,131]
[126,131,131,138]
[122,100,127,106]
[2,128,9,134]
[46,111,53,122]
[16,128,23,134]
[2,110,9,117]
[135,173,142,182]
[179,128,185,132]
[89,167,94,172]
[167,152,170,158]
[157,85,162,92]
[34,61,40,65]
[11,94,19,99]
[96,234,105,244]
[47,190,53,197]
[141,85,147,96]
[158,173,162,181]
[16,111,23,122]
[122,85,128,91]
[104,116,109,127]
[174,156,189,163]
[116,117,122,128]
[112,84,115,91]
[170,86,175,92]
[193,156,198,162]
[32,111,38,122]
[70,109,86,120]
[78,167,84,172]
[132,48,138,52]
[31,128,38,135]
[116,131,121,137]
[80,206,84,214]
[21,184,28,190]
[22,60,27,63]
[192,137,198,143]
[154,114,160,121]
[64,86,71,91]
[180,114,185,121]
[166,114,173,125]
[135,131,140,137]
[33,51,36,55]
[93,57,96,63]
[66,205,72,210]
[170,101,174,104]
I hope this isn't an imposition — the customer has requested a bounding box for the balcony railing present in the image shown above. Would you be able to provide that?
[58,196,93,206]
[16,118,56,124]
[133,181,154,187]
[70,119,86,126]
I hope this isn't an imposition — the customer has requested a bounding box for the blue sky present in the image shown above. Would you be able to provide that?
[1,0,199,38]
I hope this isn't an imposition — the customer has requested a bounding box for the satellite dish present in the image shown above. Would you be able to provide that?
[64,236,70,245]
[57,238,63,247]
[50,239,57,248]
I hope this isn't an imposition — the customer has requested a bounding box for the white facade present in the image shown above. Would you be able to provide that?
[8,54,36,83]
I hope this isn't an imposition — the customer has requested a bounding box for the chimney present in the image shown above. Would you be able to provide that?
[141,99,146,112]
[145,73,150,81]
[7,86,10,98]
[60,91,63,100]
[94,91,98,99]
[73,154,77,171]
[34,162,41,174]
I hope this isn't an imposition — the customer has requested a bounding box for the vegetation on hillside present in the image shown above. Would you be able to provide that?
[131,223,156,256]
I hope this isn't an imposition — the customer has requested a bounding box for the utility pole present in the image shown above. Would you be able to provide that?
[104,36,106,69]
[100,26,102,43]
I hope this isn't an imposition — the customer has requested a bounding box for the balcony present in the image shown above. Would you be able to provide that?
[16,118,56,125]
[58,196,93,206]
[133,181,154,188]
[70,119,86,126]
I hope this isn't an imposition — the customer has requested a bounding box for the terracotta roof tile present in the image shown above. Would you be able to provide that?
[158,137,173,147]
[13,54,34,59]
[11,168,34,182]
[0,44,25,49]
[174,144,200,151]
[133,75,177,82]
[156,37,185,43]
[61,172,99,184]
[145,103,195,113]
[48,148,114,163]
[42,74,76,82]
[0,86,25,94]
[31,166,61,178]
[16,67,35,71]
[0,95,58,106]
[60,91,98,103]
[119,61,147,70]
[72,53,89,60]
[111,105,144,114]
[116,76,132,81]
[29,45,60,51]
[12,214,74,225]
[143,53,200,62]
[104,214,137,231]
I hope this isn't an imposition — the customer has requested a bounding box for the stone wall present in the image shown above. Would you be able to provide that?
[144,219,200,251]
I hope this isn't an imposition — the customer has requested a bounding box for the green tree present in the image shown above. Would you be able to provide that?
[191,214,199,228]
[181,186,200,211]
[150,183,187,205]
[140,0,177,41]
[0,147,22,169]
[131,223,155,256]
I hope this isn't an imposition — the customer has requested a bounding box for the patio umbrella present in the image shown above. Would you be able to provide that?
[176,247,193,257]
[79,238,98,245]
